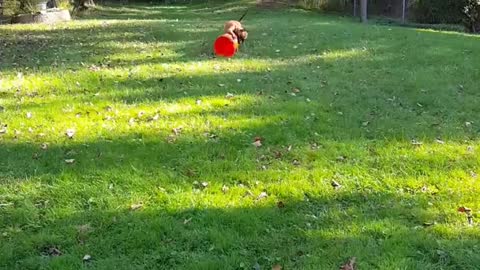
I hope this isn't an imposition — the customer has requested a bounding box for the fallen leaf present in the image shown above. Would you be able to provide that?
[458,206,471,213]
[340,257,356,270]
[275,49,280,53]
[40,143,48,150]
[292,159,300,166]
[306,98,311,102]
[287,145,292,151]
[65,159,75,164]
[237,79,242,83]
[130,203,143,211]
[253,137,262,147]
[467,146,474,152]
[128,118,135,125]
[257,192,268,200]
[244,190,254,197]
[272,265,282,270]
[89,64,101,71]
[225,92,234,99]
[201,182,208,188]
[183,217,192,224]
[137,111,145,118]
[83,254,92,261]
[435,138,445,144]
[331,180,342,190]
[172,127,182,136]
[411,140,422,146]
[77,224,92,234]
[166,135,176,143]
[465,121,472,127]
[222,185,229,193]
[43,247,62,257]
[273,150,282,159]
[422,222,436,227]
[292,88,301,93]
[26,112,32,119]
[218,83,225,87]
[458,207,474,225]
[65,129,75,138]
[148,114,159,121]
[196,99,202,105]
[277,201,285,208]
[362,121,370,127]
[0,125,7,134]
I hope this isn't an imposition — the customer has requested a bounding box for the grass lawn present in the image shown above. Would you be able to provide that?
[1,1,480,269]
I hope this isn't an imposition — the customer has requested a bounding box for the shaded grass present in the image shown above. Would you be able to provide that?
[1,2,480,269]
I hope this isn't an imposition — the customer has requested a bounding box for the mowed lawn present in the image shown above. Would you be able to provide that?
[1,2,480,269]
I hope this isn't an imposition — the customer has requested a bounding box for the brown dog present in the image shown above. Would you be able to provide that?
[224,20,248,44]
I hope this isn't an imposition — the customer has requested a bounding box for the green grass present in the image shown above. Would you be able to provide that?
[1,2,480,269]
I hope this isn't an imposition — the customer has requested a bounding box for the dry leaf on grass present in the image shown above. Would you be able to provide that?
[340,257,356,270]
[130,203,143,211]
[272,264,282,270]
[257,192,268,200]
[65,129,75,138]
[331,180,342,190]
[65,159,75,164]
[0,125,8,134]
[83,254,92,261]
[253,137,263,147]
[43,247,63,257]
[172,127,183,136]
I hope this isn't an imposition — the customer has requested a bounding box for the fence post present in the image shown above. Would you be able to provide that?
[402,0,406,24]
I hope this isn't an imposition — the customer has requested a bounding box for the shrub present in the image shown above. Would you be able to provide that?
[411,0,467,24]
[1,0,20,15]
[18,0,44,13]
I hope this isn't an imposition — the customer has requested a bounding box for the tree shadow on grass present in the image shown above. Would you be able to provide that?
[1,191,479,269]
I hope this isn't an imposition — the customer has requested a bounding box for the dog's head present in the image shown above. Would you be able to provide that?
[235,28,248,44]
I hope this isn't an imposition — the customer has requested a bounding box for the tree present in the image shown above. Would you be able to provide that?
[360,0,367,23]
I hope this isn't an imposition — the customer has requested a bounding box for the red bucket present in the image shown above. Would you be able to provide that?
[213,34,239,58]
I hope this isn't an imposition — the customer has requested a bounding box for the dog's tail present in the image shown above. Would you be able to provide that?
[238,9,249,22]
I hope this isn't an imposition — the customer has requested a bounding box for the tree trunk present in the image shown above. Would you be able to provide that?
[353,0,357,17]
[360,0,367,23]
[402,0,406,24]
